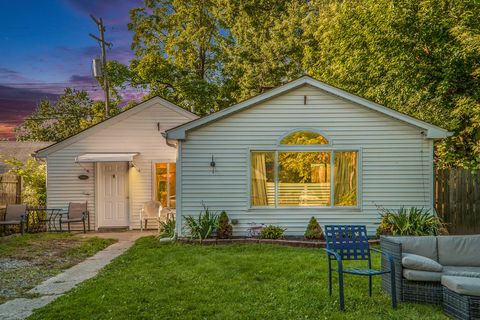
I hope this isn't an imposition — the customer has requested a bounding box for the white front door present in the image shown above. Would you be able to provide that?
[98,162,129,227]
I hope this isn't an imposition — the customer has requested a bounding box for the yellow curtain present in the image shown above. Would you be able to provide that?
[334,152,357,206]
[251,153,268,206]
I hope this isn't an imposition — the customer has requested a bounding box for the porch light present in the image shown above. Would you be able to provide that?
[210,155,216,174]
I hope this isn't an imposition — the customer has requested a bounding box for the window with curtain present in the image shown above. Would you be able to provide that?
[251,151,357,207]
[155,163,176,208]
[250,131,357,208]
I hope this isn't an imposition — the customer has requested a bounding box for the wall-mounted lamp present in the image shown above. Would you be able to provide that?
[210,155,216,174]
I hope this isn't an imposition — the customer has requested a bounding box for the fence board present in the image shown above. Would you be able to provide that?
[435,168,480,234]
[0,174,21,207]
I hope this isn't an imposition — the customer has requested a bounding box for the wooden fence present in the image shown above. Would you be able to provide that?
[435,168,480,234]
[0,174,21,207]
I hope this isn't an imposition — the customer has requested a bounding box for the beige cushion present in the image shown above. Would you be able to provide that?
[438,235,480,266]
[402,253,443,272]
[388,236,438,261]
[443,266,480,278]
[403,269,442,282]
[442,276,480,297]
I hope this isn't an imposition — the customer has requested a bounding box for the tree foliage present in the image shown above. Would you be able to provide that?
[125,0,480,168]
[4,157,46,206]
[15,88,121,142]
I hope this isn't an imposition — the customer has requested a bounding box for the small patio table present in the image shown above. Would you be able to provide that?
[27,207,63,232]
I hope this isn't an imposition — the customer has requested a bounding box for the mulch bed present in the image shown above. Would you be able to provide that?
[178,237,380,248]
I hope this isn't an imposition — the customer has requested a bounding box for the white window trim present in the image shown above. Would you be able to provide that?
[247,147,362,211]
[151,161,176,208]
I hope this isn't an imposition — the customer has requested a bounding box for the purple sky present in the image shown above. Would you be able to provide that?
[0,0,145,139]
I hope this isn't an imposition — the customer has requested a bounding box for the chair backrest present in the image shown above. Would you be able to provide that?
[324,225,370,260]
[68,202,87,219]
[142,201,161,218]
[159,207,173,222]
[6,204,27,220]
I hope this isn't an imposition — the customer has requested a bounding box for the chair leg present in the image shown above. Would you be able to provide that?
[369,275,372,297]
[20,222,24,235]
[83,219,86,234]
[328,259,332,296]
[68,222,70,232]
[390,271,397,309]
[145,220,148,230]
[338,270,345,311]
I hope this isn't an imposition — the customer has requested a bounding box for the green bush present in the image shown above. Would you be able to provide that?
[158,218,176,238]
[304,217,324,240]
[260,225,285,239]
[4,157,46,206]
[184,203,218,241]
[376,206,448,236]
[217,211,233,239]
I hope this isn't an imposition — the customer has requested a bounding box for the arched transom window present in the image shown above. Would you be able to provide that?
[280,130,329,145]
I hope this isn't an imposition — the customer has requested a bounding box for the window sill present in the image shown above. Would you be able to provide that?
[248,206,362,212]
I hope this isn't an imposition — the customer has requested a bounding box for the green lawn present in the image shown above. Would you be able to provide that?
[29,237,446,319]
[0,233,116,304]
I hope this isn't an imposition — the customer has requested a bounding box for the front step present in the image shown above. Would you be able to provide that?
[97,227,129,232]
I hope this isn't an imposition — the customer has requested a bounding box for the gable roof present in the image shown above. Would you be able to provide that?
[166,76,452,140]
[35,96,198,157]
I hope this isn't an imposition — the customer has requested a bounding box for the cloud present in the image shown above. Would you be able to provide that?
[0,67,32,83]
[65,0,143,25]
[0,86,60,139]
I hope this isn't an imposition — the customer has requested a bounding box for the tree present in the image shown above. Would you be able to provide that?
[219,0,307,100]
[15,88,120,142]
[302,0,480,168]
[128,0,232,115]
[4,157,46,206]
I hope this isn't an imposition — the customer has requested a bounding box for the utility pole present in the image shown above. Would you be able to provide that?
[89,15,112,117]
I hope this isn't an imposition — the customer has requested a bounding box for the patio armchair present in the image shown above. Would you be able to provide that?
[140,200,161,231]
[0,204,27,234]
[324,225,397,311]
[59,202,89,233]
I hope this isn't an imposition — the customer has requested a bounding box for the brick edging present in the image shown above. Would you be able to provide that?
[177,238,380,248]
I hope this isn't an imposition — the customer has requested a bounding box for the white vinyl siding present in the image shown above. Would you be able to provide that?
[179,84,434,236]
[45,102,195,230]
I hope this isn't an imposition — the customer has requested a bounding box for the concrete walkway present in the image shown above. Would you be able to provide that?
[0,231,155,320]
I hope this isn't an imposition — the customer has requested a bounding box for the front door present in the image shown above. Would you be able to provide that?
[98,162,128,227]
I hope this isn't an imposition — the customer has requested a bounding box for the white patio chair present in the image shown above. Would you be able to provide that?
[159,207,174,223]
[140,200,161,231]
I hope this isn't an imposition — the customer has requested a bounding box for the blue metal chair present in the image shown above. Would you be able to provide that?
[324,225,397,311]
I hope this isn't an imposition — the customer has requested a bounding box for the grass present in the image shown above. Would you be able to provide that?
[28,237,446,319]
[0,233,116,303]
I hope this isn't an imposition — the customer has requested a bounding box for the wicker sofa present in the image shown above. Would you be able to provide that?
[380,235,480,306]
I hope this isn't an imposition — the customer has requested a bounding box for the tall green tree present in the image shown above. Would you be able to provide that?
[128,0,231,114]
[302,0,480,168]
[15,88,120,142]
[219,0,307,100]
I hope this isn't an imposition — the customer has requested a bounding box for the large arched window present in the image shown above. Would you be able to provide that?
[280,130,329,145]
[251,130,358,208]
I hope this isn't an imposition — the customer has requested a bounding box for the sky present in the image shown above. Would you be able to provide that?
[0,0,145,140]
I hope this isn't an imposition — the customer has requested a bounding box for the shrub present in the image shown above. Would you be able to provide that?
[376,206,448,236]
[217,211,233,239]
[184,203,218,241]
[304,217,324,240]
[260,225,285,239]
[158,218,176,238]
[5,157,46,206]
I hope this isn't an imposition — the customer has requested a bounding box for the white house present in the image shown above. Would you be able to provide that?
[166,76,451,236]
[35,97,198,230]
